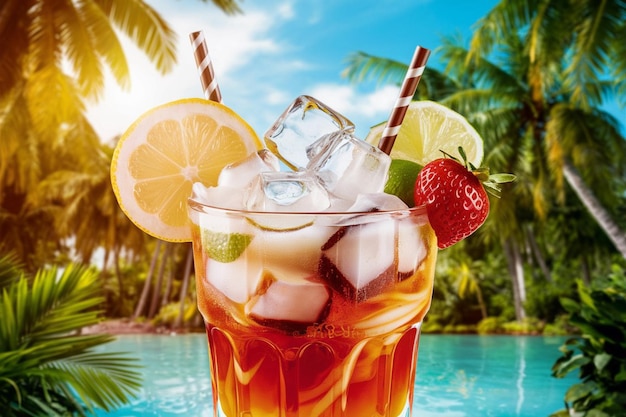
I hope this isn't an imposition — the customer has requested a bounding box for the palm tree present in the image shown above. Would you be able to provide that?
[467,0,626,258]
[0,0,177,269]
[343,8,626,321]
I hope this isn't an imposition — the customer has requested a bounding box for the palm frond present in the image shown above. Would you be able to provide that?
[526,0,574,65]
[342,51,409,85]
[0,263,142,415]
[610,20,626,104]
[0,87,43,195]
[60,0,111,99]
[47,352,142,412]
[415,66,463,101]
[546,103,626,207]
[564,0,625,109]
[25,64,84,142]
[439,35,527,97]
[0,253,24,291]
[96,0,177,75]
[467,0,540,63]
[27,0,64,73]
[342,51,459,100]
[0,1,29,97]
[197,0,243,15]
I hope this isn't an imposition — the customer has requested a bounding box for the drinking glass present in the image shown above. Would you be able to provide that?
[188,200,437,417]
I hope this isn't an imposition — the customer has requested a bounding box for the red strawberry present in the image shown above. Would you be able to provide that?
[414,158,489,249]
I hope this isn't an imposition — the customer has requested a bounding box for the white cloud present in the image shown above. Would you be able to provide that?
[276,1,295,19]
[309,83,398,118]
[308,83,399,135]
[265,89,291,105]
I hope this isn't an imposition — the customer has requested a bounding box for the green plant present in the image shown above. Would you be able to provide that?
[501,317,543,335]
[420,317,443,334]
[152,298,199,327]
[0,254,142,416]
[550,265,626,417]
[476,317,502,334]
[543,314,577,336]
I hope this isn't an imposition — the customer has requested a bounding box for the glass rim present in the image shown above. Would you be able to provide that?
[188,196,428,218]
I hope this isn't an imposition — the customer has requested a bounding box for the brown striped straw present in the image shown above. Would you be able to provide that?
[378,46,431,155]
[189,31,222,103]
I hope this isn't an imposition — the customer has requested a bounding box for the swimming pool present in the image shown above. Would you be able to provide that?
[93,334,575,416]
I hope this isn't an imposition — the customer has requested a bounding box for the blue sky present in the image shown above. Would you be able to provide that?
[87,0,505,141]
[87,0,624,143]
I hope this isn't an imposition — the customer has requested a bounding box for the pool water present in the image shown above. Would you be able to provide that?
[93,334,575,417]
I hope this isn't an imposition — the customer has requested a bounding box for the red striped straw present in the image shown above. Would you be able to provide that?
[189,31,222,103]
[378,46,431,155]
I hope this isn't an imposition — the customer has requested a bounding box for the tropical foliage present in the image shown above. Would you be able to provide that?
[551,265,626,416]
[0,254,142,416]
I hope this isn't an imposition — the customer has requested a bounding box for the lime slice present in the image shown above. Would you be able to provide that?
[365,101,483,167]
[384,159,422,206]
[202,230,253,263]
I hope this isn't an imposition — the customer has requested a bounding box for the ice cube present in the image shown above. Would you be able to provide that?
[245,170,330,218]
[191,182,245,210]
[205,255,263,304]
[319,220,396,302]
[248,224,332,282]
[307,131,391,201]
[264,95,354,170]
[324,195,355,212]
[397,218,428,277]
[325,193,407,224]
[245,277,331,327]
[218,149,280,188]
[346,193,409,212]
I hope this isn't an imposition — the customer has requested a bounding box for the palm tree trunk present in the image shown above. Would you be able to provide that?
[108,249,126,316]
[133,240,162,319]
[476,286,488,320]
[563,160,626,259]
[504,238,526,321]
[161,265,173,308]
[148,242,172,319]
[175,244,194,329]
[525,225,552,283]
[580,254,591,286]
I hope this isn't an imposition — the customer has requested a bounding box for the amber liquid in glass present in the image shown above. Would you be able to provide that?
[191,207,436,417]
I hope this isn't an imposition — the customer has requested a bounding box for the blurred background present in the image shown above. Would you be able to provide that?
[1,1,625,415]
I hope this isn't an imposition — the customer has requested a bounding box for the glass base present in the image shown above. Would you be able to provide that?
[208,324,420,417]
[216,400,411,417]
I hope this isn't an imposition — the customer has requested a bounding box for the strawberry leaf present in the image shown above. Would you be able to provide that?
[489,173,517,184]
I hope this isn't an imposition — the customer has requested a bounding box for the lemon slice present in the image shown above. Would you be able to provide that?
[365,101,483,167]
[111,98,263,242]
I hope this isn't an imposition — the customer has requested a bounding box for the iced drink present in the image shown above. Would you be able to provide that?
[184,93,439,416]
[189,202,436,417]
